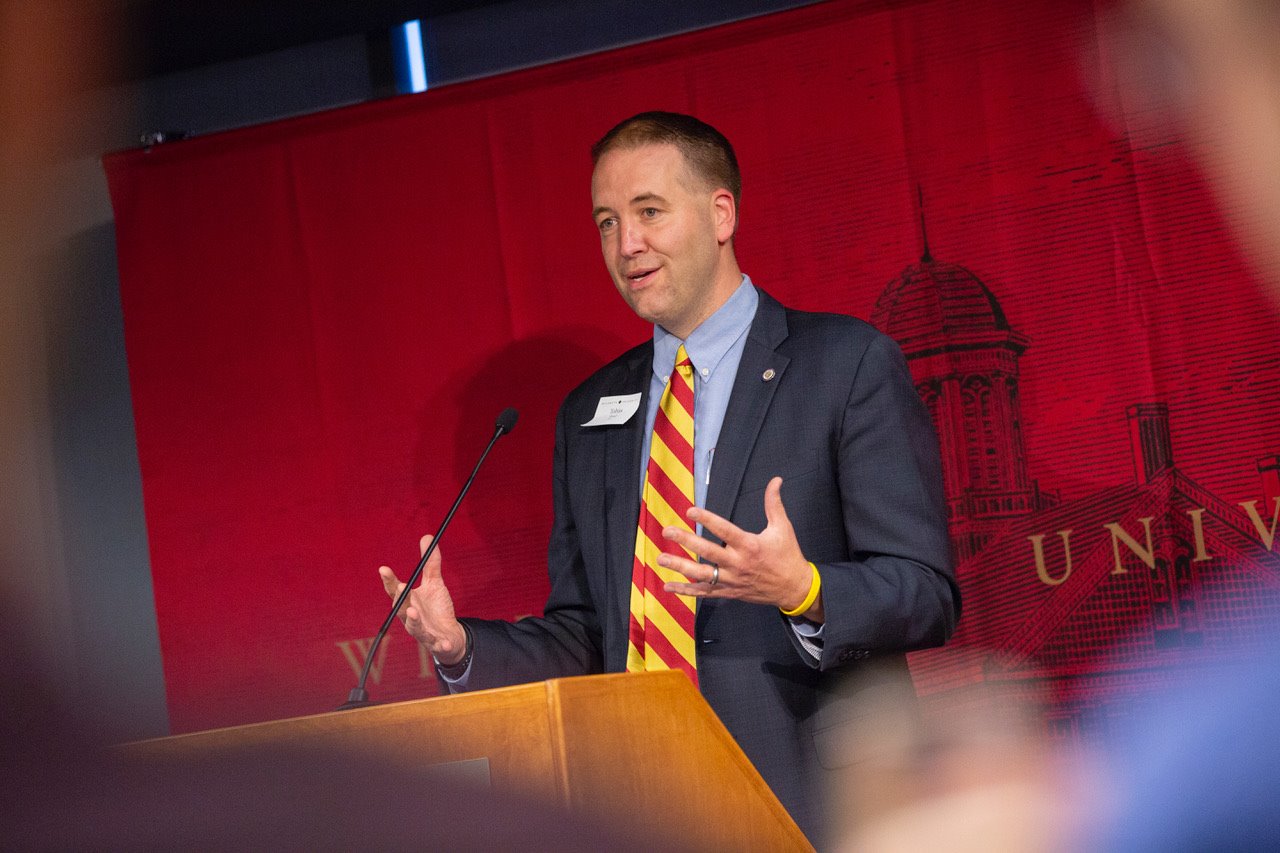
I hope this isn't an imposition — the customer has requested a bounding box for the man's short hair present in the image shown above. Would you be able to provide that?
[592,111,741,210]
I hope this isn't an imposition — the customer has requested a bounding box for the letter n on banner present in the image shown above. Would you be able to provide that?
[1105,517,1156,574]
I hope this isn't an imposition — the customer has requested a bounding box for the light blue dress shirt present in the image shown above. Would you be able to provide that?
[641,276,758,508]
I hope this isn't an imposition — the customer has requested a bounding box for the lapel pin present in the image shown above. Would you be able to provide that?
[762,368,776,382]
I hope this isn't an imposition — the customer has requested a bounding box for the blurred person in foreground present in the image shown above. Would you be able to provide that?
[0,609,676,851]
[0,4,670,849]
[1085,1,1280,849]
[823,666,1088,853]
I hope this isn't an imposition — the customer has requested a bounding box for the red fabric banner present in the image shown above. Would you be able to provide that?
[107,0,1280,736]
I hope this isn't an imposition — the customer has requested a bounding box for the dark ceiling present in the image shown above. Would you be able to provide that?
[119,0,510,80]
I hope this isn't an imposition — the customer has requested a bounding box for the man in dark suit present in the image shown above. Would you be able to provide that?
[380,112,957,843]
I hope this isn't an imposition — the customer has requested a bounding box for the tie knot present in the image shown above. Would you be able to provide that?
[674,345,694,377]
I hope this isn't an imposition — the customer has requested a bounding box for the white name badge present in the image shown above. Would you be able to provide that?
[582,393,642,427]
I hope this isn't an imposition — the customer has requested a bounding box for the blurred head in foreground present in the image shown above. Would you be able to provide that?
[824,665,1088,853]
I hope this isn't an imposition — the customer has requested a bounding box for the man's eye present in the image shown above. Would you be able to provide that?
[641,208,659,218]
[598,217,616,231]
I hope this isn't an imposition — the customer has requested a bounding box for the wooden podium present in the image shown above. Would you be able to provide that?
[128,671,813,850]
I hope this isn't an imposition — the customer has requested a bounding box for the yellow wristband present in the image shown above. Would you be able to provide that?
[780,562,821,617]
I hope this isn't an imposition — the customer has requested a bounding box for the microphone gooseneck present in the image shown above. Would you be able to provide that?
[339,407,518,710]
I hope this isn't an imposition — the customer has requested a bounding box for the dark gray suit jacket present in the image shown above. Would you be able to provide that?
[457,288,958,843]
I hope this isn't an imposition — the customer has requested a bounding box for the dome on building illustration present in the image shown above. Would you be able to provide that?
[869,205,1043,561]
[871,255,1021,355]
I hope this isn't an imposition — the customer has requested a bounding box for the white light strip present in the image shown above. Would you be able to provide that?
[404,19,428,93]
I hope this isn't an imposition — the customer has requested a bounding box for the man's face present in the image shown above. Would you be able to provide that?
[590,143,733,339]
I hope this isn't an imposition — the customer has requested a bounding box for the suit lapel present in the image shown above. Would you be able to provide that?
[704,290,790,526]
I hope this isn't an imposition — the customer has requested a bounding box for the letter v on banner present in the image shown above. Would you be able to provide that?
[1239,497,1280,551]
[336,636,392,685]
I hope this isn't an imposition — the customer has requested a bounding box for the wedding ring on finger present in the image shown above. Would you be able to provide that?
[709,565,720,588]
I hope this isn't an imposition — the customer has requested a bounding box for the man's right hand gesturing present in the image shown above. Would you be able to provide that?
[378,534,468,666]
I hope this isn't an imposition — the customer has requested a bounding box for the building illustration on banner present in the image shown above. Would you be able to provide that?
[873,217,1280,744]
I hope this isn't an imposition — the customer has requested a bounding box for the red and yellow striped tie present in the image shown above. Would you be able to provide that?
[627,344,698,686]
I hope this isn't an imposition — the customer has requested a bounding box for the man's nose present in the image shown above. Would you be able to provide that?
[619,219,646,256]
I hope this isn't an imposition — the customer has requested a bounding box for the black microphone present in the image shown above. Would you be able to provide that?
[495,406,518,435]
[338,407,518,710]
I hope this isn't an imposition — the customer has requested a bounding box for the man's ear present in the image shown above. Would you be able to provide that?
[712,189,737,243]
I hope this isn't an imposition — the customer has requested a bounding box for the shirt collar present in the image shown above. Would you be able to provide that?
[653,275,758,380]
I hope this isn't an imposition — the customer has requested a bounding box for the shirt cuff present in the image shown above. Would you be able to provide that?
[434,623,473,689]
[788,617,824,660]
[436,657,472,689]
